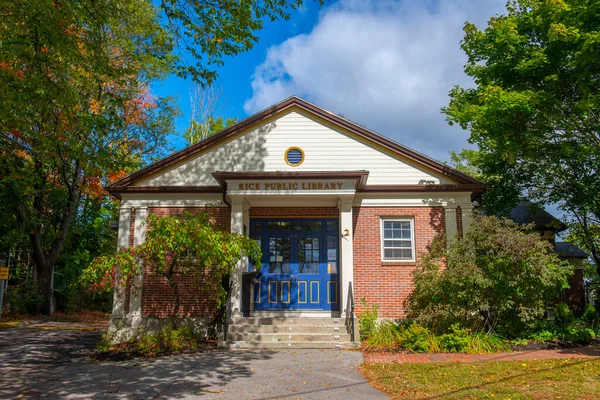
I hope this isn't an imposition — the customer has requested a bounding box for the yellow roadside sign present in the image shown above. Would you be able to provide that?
[0,267,8,280]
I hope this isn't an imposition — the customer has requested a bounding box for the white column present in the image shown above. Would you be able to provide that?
[339,198,354,318]
[129,207,147,316]
[461,205,474,234]
[229,198,245,316]
[112,206,131,316]
[444,206,458,247]
[243,200,251,237]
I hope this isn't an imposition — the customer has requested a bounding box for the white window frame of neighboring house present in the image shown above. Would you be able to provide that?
[380,218,416,262]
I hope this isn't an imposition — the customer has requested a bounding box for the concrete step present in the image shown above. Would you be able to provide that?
[224,317,359,349]
[228,324,348,334]
[225,341,360,350]
[228,317,350,326]
[226,332,351,342]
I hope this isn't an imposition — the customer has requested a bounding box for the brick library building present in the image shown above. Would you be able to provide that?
[107,96,489,348]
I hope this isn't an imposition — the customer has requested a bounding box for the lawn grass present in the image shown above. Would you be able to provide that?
[362,358,600,399]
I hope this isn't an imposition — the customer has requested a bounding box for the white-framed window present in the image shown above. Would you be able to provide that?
[381,218,415,261]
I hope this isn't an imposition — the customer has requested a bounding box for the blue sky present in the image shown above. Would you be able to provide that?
[152,0,507,161]
[152,1,323,149]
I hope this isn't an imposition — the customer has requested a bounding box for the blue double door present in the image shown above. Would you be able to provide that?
[250,218,340,311]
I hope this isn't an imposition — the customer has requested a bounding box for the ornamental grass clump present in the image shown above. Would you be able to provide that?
[435,324,508,354]
[366,320,403,349]
[465,332,509,354]
[363,318,507,354]
[358,298,380,341]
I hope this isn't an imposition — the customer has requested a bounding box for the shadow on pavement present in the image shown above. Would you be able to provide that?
[0,327,275,398]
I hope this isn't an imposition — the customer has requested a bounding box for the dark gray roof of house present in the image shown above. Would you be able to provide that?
[509,201,566,232]
[556,242,588,259]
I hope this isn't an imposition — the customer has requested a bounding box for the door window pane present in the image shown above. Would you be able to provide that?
[327,262,337,274]
[269,237,290,274]
[298,237,319,274]
[327,236,337,261]
[267,221,322,231]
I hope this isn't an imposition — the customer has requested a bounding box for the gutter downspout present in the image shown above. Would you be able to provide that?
[221,183,231,207]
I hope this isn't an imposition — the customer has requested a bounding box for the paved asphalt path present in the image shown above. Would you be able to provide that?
[0,325,387,399]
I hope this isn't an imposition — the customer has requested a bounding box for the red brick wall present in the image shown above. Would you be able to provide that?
[148,207,231,231]
[352,206,445,318]
[564,266,586,316]
[140,207,231,318]
[142,272,222,318]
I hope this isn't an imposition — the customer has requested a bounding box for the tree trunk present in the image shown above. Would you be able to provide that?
[167,274,180,329]
[30,230,58,315]
[29,159,83,315]
[34,258,54,315]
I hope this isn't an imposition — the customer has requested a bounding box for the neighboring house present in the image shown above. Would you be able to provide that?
[509,202,588,314]
[106,96,485,347]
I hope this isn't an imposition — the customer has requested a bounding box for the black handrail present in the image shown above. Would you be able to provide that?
[221,279,232,343]
[349,281,355,342]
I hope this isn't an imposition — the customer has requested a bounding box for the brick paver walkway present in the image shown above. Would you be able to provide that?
[363,346,600,364]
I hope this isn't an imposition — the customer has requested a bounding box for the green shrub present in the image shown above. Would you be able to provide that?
[399,323,440,353]
[510,338,529,346]
[530,330,556,342]
[559,324,595,344]
[365,320,509,354]
[358,299,379,341]
[98,325,204,357]
[5,282,45,315]
[438,324,471,352]
[97,333,112,351]
[367,321,403,349]
[136,326,200,356]
[582,305,599,327]
[407,216,572,337]
[554,303,574,327]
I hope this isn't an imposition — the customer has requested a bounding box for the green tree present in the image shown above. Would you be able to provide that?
[55,194,120,312]
[449,149,481,179]
[184,85,237,144]
[407,216,572,337]
[448,149,523,214]
[81,212,261,326]
[1,0,315,314]
[443,0,600,273]
[184,117,238,144]
[1,0,176,314]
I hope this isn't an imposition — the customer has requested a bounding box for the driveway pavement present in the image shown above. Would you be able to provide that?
[0,325,387,399]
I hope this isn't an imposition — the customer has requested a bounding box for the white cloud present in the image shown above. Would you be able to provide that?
[244,0,507,161]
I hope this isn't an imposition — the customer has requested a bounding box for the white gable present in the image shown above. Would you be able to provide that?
[136,110,453,187]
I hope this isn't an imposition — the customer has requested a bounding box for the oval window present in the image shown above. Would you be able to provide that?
[285,147,304,166]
